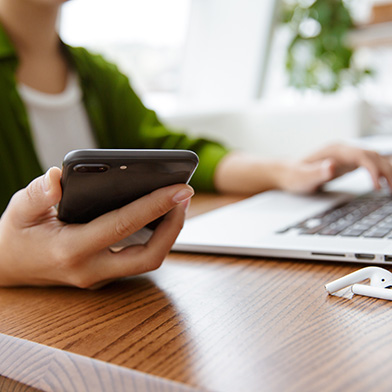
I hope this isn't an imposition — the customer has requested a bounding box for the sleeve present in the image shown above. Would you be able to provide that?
[90,56,230,192]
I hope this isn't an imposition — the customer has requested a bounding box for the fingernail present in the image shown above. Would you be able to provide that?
[321,160,332,178]
[43,169,52,192]
[173,188,194,203]
[182,198,191,213]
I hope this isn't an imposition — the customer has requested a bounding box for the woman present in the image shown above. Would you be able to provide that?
[0,0,391,288]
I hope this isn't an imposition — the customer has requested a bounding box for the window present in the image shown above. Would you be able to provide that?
[60,0,191,103]
[179,0,278,108]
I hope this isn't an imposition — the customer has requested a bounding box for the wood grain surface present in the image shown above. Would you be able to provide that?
[0,375,42,392]
[0,333,198,392]
[0,194,391,392]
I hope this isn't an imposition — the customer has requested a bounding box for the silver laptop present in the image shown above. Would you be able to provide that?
[173,168,392,264]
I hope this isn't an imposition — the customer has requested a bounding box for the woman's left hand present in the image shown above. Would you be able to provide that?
[278,144,392,193]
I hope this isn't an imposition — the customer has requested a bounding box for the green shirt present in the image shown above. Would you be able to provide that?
[0,24,229,214]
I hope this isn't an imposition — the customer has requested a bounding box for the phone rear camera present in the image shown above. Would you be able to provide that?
[74,164,109,173]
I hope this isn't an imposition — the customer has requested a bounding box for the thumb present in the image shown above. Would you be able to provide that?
[305,159,335,191]
[8,167,62,223]
[290,159,335,193]
[318,159,335,182]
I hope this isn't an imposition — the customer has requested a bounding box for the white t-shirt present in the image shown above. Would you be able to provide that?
[18,73,97,170]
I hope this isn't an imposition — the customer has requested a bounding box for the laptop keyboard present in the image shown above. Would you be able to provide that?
[280,192,392,239]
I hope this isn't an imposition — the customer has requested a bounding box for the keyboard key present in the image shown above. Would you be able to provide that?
[286,191,392,238]
[340,228,366,237]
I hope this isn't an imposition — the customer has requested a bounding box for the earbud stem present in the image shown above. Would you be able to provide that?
[352,284,392,300]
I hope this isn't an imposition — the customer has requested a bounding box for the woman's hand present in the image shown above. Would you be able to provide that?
[278,144,392,193]
[214,144,392,196]
[0,167,193,288]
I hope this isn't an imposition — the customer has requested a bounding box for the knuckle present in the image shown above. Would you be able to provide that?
[154,198,171,217]
[53,259,95,289]
[330,143,340,151]
[25,184,35,204]
[4,190,24,218]
[145,193,171,218]
[145,255,165,272]
[138,249,167,274]
[114,215,139,238]
[366,150,379,160]
[68,275,95,289]
[10,189,23,205]
[25,179,41,205]
[53,245,82,270]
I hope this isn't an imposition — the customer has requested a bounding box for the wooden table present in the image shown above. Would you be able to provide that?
[1,194,392,392]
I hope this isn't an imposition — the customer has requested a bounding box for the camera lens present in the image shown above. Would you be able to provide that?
[74,164,109,173]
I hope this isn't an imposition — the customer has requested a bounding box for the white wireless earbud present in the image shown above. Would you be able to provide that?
[351,284,392,301]
[325,266,392,301]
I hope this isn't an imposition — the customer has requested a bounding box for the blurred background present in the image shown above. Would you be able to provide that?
[60,0,392,159]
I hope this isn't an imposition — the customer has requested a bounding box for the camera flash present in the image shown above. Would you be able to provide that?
[120,165,127,170]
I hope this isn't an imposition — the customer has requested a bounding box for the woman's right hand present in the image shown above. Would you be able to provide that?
[0,167,193,288]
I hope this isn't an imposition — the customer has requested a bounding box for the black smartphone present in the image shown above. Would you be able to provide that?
[57,149,199,224]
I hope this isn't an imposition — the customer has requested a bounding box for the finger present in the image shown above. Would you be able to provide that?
[304,144,361,169]
[302,144,337,163]
[357,155,388,190]
[301,145,392,190]
[74,184,194,253]
[85,202,187,282]
[374,156,392,189]
[145,201,187,257]
[305,159,336,191]
[7,167,62,224]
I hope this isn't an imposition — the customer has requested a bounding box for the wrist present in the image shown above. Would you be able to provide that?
[271,161,291,191]
[214,152,289,195]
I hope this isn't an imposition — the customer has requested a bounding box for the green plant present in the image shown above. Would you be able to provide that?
[282,0,370,92]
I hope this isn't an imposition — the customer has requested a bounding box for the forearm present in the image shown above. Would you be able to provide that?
[213,151,285,195]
